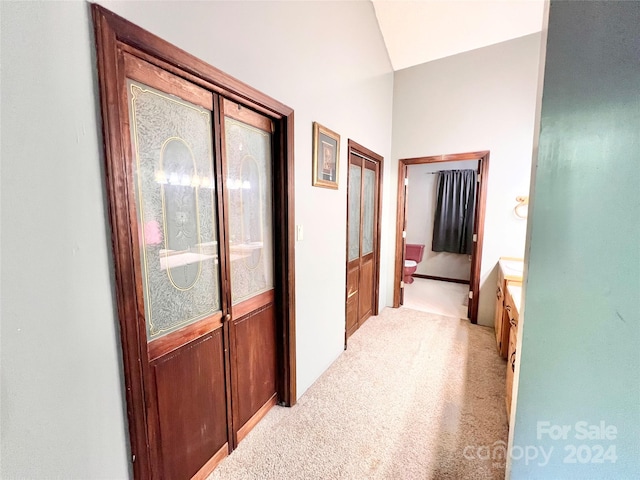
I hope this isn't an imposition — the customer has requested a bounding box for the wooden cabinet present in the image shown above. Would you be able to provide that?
[494,258,523,358]
[493,258,523,420]
[505,321,517,417]
[504,285,520,419]
[493,267,507,357]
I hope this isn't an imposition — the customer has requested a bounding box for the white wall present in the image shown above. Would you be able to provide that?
[1,2,130,478]
[0,1,393,477]
[389,34,541,326]
[406,161,477,281]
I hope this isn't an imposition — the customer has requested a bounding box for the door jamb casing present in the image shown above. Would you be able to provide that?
[392,151,489,324]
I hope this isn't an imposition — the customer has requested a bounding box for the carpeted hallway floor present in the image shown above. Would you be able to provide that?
[208,307,508,480]
[403,278,470,319]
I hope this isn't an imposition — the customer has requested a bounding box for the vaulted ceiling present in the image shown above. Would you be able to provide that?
[371,0,546,71]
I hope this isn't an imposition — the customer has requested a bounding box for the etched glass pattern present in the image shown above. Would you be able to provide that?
[128,80,221,340]
[362,167,375,255]
[224,117,274,305]
[348,164,361,261]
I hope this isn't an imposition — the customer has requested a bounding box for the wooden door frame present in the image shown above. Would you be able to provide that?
[392,151,489,324]
[344,140,384,343]
[92,6,296,479]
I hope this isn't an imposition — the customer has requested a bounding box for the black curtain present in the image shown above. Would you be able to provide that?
[432,169,477,254]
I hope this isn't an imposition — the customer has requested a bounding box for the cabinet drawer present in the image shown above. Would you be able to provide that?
[504,288,518,328]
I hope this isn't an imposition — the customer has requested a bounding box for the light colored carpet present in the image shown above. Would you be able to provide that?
[403,278,469,319]
[208,307,508,480]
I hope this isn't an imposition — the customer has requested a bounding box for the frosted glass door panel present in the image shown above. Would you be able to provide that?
[128,80,221,340]
[362,167,375,255]
[224,117,274,305]
[348,164,361,261]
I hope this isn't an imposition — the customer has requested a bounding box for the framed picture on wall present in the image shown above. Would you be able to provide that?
[312,122,340,189]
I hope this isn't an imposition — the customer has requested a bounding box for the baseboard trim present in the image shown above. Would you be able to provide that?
[236,393,278,444]
[192,443,228,480]
[412,274,470,285]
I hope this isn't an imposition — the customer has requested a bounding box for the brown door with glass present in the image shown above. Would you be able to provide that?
[220,99,278,446]
[123,55,230,479]
[345,142,383,341]
[121,58,279,478]
[92,6,296,477]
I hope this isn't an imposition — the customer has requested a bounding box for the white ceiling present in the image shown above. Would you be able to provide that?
[371,0,546,71]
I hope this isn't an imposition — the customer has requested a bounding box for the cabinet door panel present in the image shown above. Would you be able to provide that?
[505,325,517,419]
[494,282,504,356]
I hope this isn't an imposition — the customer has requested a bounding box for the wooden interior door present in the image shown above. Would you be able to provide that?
[220,99,278,446]
[93,6,297,478]
[123,55,230,479]
[346,145,381,340]
[118,54,280,479]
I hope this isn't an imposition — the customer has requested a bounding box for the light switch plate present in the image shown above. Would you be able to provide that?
[296,224,303,241]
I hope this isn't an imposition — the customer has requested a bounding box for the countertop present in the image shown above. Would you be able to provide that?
[499,257,524,283]
[507,284,522,314]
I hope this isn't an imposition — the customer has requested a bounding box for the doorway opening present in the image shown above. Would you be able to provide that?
[393,151,489,324]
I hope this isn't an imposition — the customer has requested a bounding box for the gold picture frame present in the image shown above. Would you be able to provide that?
[312,122,340,189]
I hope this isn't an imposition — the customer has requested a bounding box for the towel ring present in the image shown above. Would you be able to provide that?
[514,196,529,219]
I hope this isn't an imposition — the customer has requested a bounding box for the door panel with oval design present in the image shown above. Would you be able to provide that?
[128,79,221,341]
[222,99,278,445]
[125,58,228,479]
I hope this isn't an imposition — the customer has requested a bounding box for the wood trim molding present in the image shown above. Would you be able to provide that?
[393,161,408,307]
[191,444,228,480]
[412,274,470,285]
[93,8,151,478]
[469,153,490,322]
[123,52,214,110]
[222,97,273,132]
[401,151,490,164]
[276,111,296,406]
[393,151,489,324]
[147,313,224,362]
[211,95,236,459]
[92,5,297,478]
[96,7,292,119]
[231,290,275,320]
[235,394,278,444]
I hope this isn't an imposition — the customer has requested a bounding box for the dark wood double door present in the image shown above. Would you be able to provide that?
[128,60,277,479]
[94,12,288,477]
[346,143,382,340]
